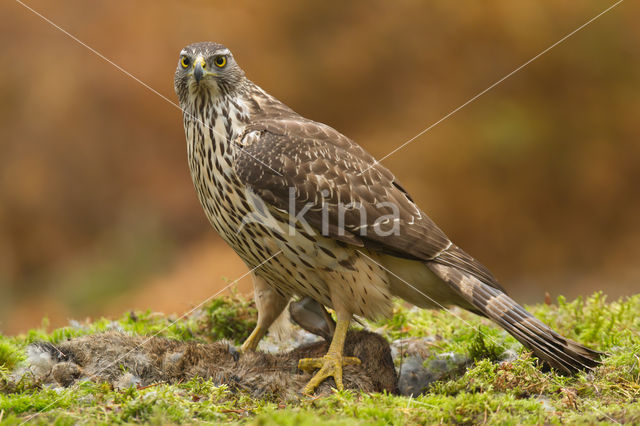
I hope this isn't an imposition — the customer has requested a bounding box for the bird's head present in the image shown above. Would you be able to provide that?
[174,42,245,105]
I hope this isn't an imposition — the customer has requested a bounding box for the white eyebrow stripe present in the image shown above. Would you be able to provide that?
[216,49,231,55]
[179,49,188,56]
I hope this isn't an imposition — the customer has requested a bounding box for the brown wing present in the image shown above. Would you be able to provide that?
[234,117,503,291]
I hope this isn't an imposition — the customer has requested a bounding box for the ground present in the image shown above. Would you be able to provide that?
[1,292,639,424]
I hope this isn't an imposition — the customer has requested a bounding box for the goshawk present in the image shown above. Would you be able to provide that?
[174,42,600,394]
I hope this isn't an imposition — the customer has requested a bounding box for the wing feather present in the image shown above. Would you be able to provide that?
[234,117,503,291]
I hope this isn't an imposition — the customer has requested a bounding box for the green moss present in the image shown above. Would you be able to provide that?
[0,341,23,371]
[0,292,638,424]
[467,326,507,362]
[198,291,257,344]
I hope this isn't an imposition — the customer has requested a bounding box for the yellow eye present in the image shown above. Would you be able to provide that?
[180,56,190,69]
[214,55,227,68]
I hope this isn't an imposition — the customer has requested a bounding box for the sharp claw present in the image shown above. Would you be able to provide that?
[297,353,362,394]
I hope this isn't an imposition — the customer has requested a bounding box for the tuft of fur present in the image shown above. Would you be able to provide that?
[26,329,398,399]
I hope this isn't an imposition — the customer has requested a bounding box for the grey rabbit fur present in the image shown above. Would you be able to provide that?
[27,298,398,400]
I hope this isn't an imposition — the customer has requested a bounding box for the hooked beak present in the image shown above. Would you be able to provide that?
[194,57,206,83]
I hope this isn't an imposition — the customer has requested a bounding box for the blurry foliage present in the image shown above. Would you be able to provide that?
[0,340,24,371]
[198,292,257,345]
[0,1,639,330]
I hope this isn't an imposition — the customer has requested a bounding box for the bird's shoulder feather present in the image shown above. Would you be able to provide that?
[234,116,503,291]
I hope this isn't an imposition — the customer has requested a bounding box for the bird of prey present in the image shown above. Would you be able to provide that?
[174,42,600,394]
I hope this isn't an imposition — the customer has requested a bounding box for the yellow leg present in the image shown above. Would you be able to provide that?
[240,275,288,353]
[240,324,267,352]
[298,314,360,394]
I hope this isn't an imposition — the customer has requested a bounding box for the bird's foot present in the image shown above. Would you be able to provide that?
[298,352,361,394]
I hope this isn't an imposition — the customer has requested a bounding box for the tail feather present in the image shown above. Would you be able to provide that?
[426,262,602,374]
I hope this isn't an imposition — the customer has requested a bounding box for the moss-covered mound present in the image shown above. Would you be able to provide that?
[1,292,638,424]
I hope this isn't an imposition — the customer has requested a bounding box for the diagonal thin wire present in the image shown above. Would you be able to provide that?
[19,251,282,424]
[358,250,597,369]
[358,250,620,425]
[357,250,510,349]
[13,0,282,177]
[364,0,624,172]
[12,0,623,423]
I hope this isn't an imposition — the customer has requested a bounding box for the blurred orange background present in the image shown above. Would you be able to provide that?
[1,1,638,335]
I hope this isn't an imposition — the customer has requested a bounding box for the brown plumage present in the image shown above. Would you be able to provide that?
[174,41,601,392]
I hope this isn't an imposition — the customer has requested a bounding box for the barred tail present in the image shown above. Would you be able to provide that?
[426,262,601,374]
